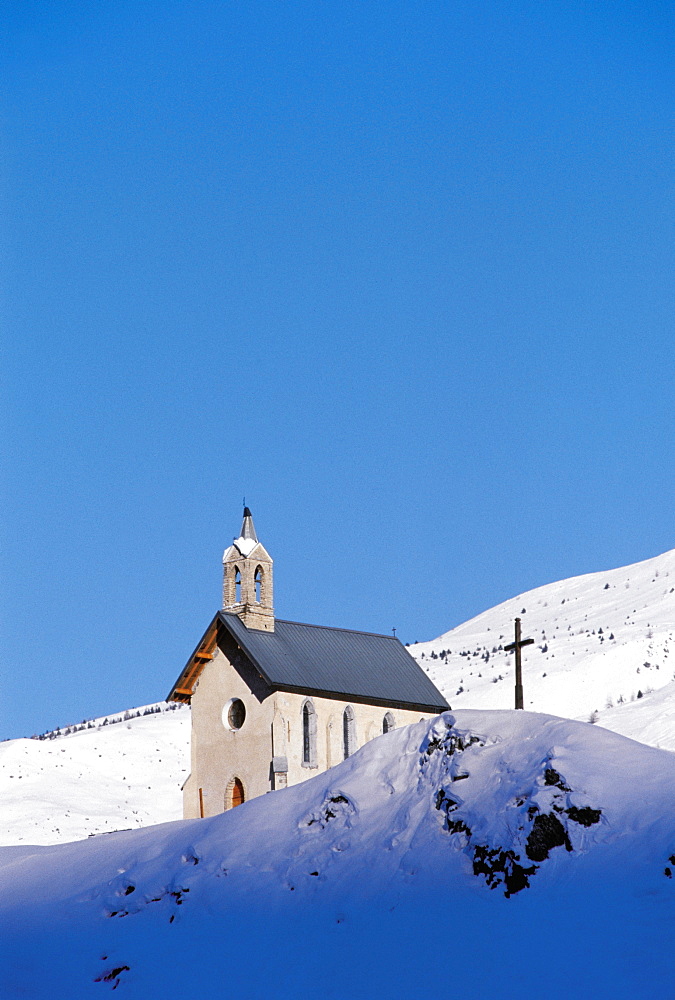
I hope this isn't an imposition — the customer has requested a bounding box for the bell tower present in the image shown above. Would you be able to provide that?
[222,507,274,631]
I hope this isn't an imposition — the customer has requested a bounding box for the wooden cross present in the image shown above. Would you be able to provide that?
[504,617,534,710]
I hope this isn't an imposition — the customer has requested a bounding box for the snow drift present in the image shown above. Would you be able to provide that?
[2,710,673,999]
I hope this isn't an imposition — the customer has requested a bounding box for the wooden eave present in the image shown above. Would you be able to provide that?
[167,616,219,703]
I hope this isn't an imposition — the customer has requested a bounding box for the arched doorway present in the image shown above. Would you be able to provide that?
[226,777,245,809]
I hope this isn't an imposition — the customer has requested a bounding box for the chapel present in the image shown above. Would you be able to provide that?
[168,508,448,818]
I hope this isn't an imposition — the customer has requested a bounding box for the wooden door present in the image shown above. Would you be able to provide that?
[231,778,245,808]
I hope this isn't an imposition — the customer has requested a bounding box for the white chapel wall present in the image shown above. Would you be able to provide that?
[183,646,276,819]
[184,644,437,820]
[274,690,429,789]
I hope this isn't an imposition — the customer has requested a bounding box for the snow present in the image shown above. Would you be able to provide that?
[2,548,674,995]
[233,534,259,557]
[2,548,673,851]
[1,710,673,998]
[409,547,675,733]
[595,678,675,750]
[0,704,190,846]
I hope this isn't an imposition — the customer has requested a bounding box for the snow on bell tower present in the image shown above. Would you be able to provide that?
[222,507,274,631]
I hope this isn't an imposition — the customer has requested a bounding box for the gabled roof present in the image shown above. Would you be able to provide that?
[169,611,449,713]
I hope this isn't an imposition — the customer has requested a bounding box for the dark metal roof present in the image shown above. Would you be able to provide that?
[216,611,449,712]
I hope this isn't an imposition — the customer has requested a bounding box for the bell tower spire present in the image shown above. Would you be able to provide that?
[222,506,274,631]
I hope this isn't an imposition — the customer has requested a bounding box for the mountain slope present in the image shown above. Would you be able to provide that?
[0,704,189,846]
[595,678,675,749]
[2,549,673,850]
[1,710,673,999]
[410,547,675,726]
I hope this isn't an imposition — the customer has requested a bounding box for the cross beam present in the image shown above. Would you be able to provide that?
[504,617,534,710]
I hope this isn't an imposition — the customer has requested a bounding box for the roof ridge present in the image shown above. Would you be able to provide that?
[169,611,448,708]
[256,614,399,640]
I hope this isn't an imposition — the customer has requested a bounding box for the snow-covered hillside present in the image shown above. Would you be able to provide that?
[2,549,673,850]
[0,704,190,846]
[595,678,675,750]
[1,710,673,999]
[410,547,675,729]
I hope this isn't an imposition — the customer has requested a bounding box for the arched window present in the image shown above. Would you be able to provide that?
[254,566,263,603]
[226,777,245,810]
[302,699,317,767]
[383,711,395,734]
[343,705,356,759]
[325,717,334,769]
[234,567,241,603]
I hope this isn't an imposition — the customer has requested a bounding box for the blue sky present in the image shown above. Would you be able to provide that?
[2,1,673,739]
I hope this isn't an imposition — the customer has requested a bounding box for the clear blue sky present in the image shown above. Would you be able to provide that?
[2,1,673,739]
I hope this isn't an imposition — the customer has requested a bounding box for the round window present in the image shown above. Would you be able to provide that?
[223,698,246,731]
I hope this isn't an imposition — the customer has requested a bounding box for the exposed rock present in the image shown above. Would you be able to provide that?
[525,812,572,862]
[566,805,602,827]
